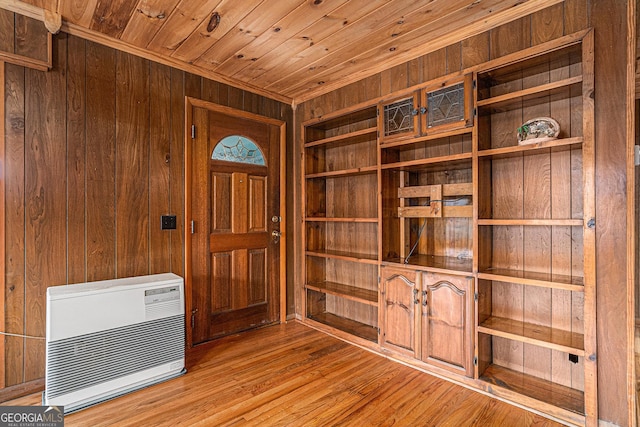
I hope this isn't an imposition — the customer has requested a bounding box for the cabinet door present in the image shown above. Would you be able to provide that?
[421,272,473,376]
[379,92,420,143]
[419,74,473,135]
[380,267,419,356]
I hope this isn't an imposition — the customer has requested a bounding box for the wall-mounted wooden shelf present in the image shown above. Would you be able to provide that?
[478,219,583,226]
[305,217,378,223]
[306,312,378,342]
[478,316,585,355]
[383,255,472,275]
[305,166,377,179]
[304,127,377,148]
[381,153,472,170]
[478,269,584,291]
[476,76,582,110]
[479,365,585,419]
[477,137,583,159]
[306,249,378,264]
[305,281,377,306]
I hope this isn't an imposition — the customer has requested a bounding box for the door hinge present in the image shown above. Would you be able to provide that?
[191,124,196,139]
[378,276,381,284]
[474,292,478,301]
[635,145,640,166]
[377,327,380,335]
[190,220,195,234]
[473,79,477,89]
[473,356,478,366]
[473,107,477,117]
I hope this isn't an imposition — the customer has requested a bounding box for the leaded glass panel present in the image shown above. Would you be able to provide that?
[426,82,465,128]
[211,135,265,165]
[383,97,414,137]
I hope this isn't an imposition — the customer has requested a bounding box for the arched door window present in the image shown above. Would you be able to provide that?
[211,135,265,165]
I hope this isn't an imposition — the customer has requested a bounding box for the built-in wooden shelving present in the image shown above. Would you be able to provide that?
[302,31,596,425]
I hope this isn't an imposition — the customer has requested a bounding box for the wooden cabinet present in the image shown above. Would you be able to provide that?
[301,30,596,426]
[421,272,473,377]
[380,267,418,356]
[378,75,473,143]
[303,104,379,343]
[381,267,473,376]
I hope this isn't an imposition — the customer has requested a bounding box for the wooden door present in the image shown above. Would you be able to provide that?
[420,272,473,376]
[189,105,282,345]
[380,267,419,356]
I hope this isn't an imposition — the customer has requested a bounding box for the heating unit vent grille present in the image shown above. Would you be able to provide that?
[46,314,184,398]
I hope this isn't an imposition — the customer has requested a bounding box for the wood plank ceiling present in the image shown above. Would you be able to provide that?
[4,0,565,103]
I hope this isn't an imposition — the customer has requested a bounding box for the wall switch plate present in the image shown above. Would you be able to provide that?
[161,215,177,230]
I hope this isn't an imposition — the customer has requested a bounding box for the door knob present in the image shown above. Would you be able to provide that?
[271,230,281,244]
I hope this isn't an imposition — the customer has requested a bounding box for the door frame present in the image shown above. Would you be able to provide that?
[184,96,286,348]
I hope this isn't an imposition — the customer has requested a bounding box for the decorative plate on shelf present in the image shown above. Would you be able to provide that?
[517,117,560,145]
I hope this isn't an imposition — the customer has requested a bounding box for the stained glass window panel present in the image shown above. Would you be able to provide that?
[383,97,414,137]
[211,136,265,165]
[426,82,465,128]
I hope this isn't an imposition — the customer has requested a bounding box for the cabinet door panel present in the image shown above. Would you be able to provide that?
[421,272,473,376]
[381,267,419,356]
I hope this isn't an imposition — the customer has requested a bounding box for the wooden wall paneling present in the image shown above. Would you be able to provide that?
[4,63,25,387]
[592,0,631,424]
[446,43,462,75]
[14,14,47,64]
[23,33,67,381]
[294,102,304,317]
[423,48,447,83]
[202,78,220,105]
[185,72,202,102]
[461,33,490,69]
[380,68,392,97]
[283,102,294,317]
[407,57,422,88]
[149,62,171,274]
[66,35,87,284]
[217,83,230,108]
[244,90,260,115]
[564,0,589,36]
[0,9,15,52]
[85,40,116,282]
[531,4,564,45]
[0,61,4,389]
[115,51,150,278]
[389,63,409,94]
[227,85,244,111]
[169,68,185,277]
[363,74,381,101]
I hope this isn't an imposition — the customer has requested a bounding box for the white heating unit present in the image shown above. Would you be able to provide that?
[44,273,186,413]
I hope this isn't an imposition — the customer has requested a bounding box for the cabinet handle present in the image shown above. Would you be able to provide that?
[422,290,428,306]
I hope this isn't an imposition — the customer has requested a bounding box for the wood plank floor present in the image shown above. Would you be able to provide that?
[4,321,561,426]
